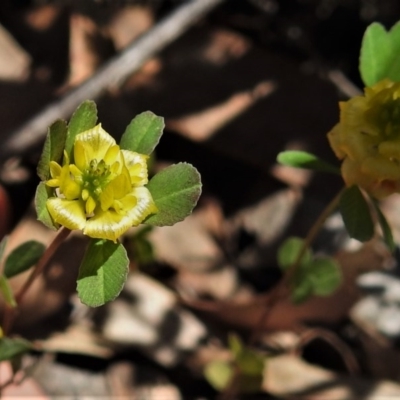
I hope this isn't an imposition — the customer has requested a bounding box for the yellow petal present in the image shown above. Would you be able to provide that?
[47,198,86,230]
[108,173,131,199]
[62,179,81,200]
[86,196,97,215]
[121,150,149,186]
[379,139,400,160]
[69,164,83,179]
[99,182,113,211]
[83,209,128,242]
[84,187,157,241]
[104,144,121,165]
[75,124,116,164]
[361,155,400,180]
[82,189,89,201]
[122,187,158,226]
[327,124,345,159]
[46,179,60,188]
[49,161,62,178]
[74,140,88,172]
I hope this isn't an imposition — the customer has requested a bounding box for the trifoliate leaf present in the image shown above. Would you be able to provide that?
[339,185,374,242]
[77,239,129,307]
[145,163,202,226]
[4,240,45,279]
[120,111,164,155]
[277,151,340,174]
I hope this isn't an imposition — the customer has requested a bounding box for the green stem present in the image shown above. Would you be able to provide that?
[2,227,71,335]
[286,187,345,281]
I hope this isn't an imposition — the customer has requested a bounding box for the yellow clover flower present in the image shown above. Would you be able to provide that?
[46,124,157,242]
[328,79,400,198]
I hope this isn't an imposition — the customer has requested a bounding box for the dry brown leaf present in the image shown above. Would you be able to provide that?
[24,4,60,31]
[0,24,31,81]
[39,323,113,359]
[265,354,400,399]
[167,80,276,142]
[107,6,154,50]
[0,361,48,399]
[184,240,391,331]
[102,272,207,367]
[149,204,224,272]
[202,29,251,65]
[66,14,103,88]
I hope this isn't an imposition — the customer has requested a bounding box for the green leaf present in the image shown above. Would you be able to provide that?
[145,163,202,226]
[228,333,243,358]
[35,182,58,230]
[371,199,395,252]
[65,100,98,161]
[339,185,374,242]
[236,351,264,393]
[291,277,313,304]
[360,22,400,86]
[277,237,312,270]
[4,241,45,279]
[0,337,32,361]
[0,236,8,262]
[120,111,164,155]
[77,239,129,307]
[308,257,342,296]
[37,119,68,181]
[204,360,233,391]
[0,275,16,307]
[360,23,392,86]
[385,22,400,82]
[277,151,340,175]
[236,349,264,377]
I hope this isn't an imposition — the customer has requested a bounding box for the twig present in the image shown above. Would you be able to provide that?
[295,328,360,375]
[0,0,226,159]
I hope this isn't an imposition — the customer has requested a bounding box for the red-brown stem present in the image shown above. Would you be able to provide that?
[2,227,71,335]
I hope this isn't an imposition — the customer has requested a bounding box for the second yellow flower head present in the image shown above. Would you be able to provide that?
[328,79,400,198]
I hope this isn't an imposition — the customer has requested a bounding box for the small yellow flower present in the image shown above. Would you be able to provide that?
[46,124,157,242]
[328,79,400,198]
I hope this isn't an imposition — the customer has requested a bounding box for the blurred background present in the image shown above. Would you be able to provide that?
[2,0,400,398]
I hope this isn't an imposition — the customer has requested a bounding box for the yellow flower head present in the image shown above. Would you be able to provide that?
[328,79,400,198]
[46,124,157,241]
